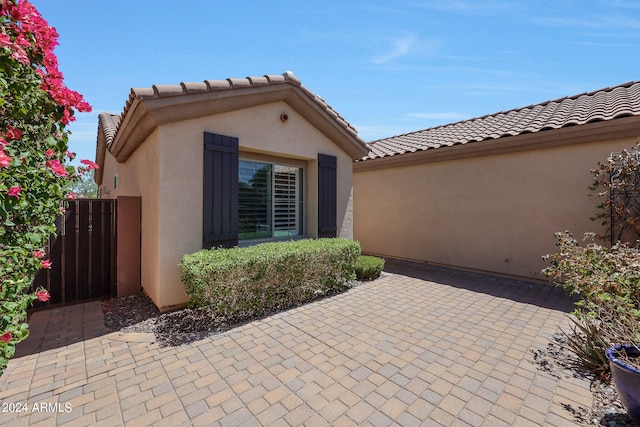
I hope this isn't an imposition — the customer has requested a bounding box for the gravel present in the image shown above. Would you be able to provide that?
[531,333,637,426]
[102,293,637,425]
[102,293,234,347]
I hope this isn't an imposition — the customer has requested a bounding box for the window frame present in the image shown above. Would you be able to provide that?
[237,153,306,246]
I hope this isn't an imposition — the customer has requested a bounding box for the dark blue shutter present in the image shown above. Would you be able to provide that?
[318,154,337,238]
[203,132,239,249]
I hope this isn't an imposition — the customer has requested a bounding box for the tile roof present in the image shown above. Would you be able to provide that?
[362,81,640,161]
[97,113,120,148]
[99,71,360,149]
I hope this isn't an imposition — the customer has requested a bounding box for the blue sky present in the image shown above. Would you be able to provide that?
[31,0,640,164]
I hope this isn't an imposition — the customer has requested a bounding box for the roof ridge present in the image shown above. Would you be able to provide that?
[368,82,640,146]
[365,80,640,161]
[117,71,357,136]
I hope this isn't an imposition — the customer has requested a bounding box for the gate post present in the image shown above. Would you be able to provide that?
[117,196,141,296]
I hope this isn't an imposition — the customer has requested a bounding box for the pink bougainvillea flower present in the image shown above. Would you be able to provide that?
[7,186,21,199]
[36,290,50,302]
[0,148,12,168]
[5,126,22,140]
[65,151,75,159]
[80,159,99,170]
[41,259,52,269]
[33,250,46,258]
[0,136,7,146]
[65,192,75,200]
[45,148,55,157]
[46,159,67,176]
[0,331,12,344]
[10,47,29,65]
[0,34,10,48]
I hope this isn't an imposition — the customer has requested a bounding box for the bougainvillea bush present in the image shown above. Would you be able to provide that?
[0,0,93,375]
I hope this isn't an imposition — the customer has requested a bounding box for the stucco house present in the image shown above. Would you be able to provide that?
[95,71,369,310]
[354,80,640,281]
[97,73,640,310]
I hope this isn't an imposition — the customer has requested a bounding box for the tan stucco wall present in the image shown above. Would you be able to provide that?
[101,131,161,304]
[354,136,636,281]
[101,101,355,310]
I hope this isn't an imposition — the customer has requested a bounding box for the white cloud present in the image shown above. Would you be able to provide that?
[371,34,419,65]
[399,0,514,14]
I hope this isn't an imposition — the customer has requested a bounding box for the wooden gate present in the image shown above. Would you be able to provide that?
[32,199,117,307]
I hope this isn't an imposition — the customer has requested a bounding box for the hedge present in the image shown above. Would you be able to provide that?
[355,255,385,280]
[179,238,360,320]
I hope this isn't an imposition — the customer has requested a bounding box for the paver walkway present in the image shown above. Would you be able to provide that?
[0,259,591,426]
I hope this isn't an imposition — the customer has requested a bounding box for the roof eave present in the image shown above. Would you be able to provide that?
[95,129,107,186]
[109,84,369,163]
[354,115,640,171]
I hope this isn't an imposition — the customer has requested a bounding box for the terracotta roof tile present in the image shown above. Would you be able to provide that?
[153,84,183,97]
[100,71,360,146]
[98,113,120,148]
[181,81,209,93]
[363,81,640,161]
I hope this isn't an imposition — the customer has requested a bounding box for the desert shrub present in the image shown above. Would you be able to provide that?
[180,238,360,321]
[543,231,640,373]
[355,255,384,280]
[590,143,640,244]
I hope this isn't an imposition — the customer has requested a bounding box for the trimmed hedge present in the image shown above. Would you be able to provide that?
[179,238,360,320]
[355,255,385,280]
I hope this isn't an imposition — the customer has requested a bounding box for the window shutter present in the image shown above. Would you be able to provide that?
[318,154,337,238]
[203,132,239,249]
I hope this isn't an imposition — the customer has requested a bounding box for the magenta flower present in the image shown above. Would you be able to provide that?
[45,148,55,157]
[33,250,46,258]
[46,159,67,177]
[7,186,21,199]
[5,126,22,140]
[36,290,50,302]
[65,192,75,200]
[80,159,99,170]
[0,332,12,344]
[0,148,12,168]
[41,259,52,269]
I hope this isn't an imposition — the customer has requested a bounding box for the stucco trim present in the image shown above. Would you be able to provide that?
[354,115,640,171]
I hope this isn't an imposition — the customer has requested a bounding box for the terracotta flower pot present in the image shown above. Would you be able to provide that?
[606,345,640,423]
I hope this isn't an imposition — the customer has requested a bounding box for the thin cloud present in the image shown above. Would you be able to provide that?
[399,0,513,14]
[532,14,640,31]
[371,34,418,65]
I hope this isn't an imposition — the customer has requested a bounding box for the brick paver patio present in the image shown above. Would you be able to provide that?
[0,259,591,426]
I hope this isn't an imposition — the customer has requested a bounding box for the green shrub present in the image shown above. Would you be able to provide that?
[543,231,640,373]
[180,238,360,321]
[355,255,385,280]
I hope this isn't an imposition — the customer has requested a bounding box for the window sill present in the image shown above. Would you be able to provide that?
[238,235,305,247]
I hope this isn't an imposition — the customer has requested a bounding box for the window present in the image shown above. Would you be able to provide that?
[238,159,302,241]
[203,132,336,248]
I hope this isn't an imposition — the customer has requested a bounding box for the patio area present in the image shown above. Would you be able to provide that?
[0,259,591,426]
